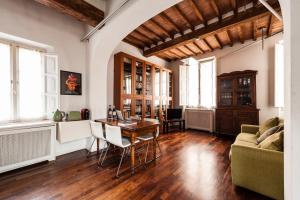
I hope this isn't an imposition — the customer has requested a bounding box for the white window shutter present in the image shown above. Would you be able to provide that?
[43,54,58,119]
[179,65,188,106]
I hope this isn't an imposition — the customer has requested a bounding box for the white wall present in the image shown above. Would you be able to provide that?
[0,0,88,113]
[0,0,91,155]
[171,33,283,123]
[106,41,169,105]
[88,0,182,120]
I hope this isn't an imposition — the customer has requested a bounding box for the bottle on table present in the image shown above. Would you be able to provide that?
[112,105,117,120]
[108,105,113,119]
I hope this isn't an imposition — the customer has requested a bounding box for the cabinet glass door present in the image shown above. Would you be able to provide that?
[168,72,172,98]
[123,57,132,94]
[155,68,160,97]
[154,99,160,119]
[145,64,152,96]
[220,78,233,106]
[162,71,167,97]
[135,61,143,95]
[145,99,152,118]
[135,99,143,118]
[237,76,252,106]
[123,99,132,119]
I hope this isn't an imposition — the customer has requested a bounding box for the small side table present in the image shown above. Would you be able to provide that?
[163,119,185,133]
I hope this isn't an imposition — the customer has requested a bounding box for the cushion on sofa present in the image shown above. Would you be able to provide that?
[259,130,284,151]
[236,133,258,144]
[234,140,258,148]
[256,117,279,137]
[256,125,283,144]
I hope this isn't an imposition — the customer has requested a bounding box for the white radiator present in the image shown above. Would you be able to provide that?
[0,122,56,173]
[185,109,214,132]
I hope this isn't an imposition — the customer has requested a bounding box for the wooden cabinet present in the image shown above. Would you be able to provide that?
[216,70,259,135]
[114,52,173,120]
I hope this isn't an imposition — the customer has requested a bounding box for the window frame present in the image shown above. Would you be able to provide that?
[0,39,57,123]
[179,57,216,108]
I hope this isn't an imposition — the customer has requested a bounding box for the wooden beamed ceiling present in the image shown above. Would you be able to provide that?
[34,0,104,27]
[123,0,283,61]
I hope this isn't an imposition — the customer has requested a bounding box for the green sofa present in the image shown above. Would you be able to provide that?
[230,124,284,200]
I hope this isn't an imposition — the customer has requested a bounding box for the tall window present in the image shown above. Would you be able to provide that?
[0,41,58,123]
[180,57,216,108]
[275,40,284,107]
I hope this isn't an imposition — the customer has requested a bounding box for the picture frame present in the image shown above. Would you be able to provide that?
[60,70,82,95]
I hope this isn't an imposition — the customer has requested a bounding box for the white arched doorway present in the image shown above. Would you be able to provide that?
[87,0,300,199]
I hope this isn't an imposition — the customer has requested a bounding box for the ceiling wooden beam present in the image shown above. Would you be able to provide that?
[170,49,185,58]
[34,0,104,27]
[192,41,204,54]
[144,2,279,57]
[160,12,183,34]
[177,47,191,57]
[150,19,172,38]
[127,35,150,48]
[123,38,144,49]
[214,34,223,49]
[134,29,158,45]
[165,51,181,59]
[173,5,194,29]
[267,14,275,37]
[141,25,165,41]
[226,30,234,46]
[188,0,207,26]
[230,0,238,15]
[253,20,257,40]
[203,39,213,51]
[237,26,245,44]
[210,0,222,21]
[184,45,197,55]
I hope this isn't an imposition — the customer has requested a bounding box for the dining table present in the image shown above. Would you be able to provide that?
[94,118,160,174]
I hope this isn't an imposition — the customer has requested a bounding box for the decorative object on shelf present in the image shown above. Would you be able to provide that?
[81,108,90,120]
[53,109,66,122]
[60,70,82,95]
[216,70,259,136]
[67,111,81,121]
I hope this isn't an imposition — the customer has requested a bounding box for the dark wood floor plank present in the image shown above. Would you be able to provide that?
[0,130,271,200]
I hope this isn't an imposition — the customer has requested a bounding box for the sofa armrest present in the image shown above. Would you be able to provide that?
[231,144,283,199]
[240,124,259,134]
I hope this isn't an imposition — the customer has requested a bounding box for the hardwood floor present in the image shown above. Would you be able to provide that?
[0,130,271,200]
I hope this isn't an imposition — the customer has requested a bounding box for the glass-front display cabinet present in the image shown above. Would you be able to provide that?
[216,70,259,136]
[219,78,233,107]
[114,52,173,119]
[123,57,132,95]
[135,61,143,96]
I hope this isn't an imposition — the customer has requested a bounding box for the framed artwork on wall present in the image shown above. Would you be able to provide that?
[60,70,82,95]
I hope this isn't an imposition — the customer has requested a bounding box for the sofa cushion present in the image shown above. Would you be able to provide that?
[233,139,258,148]
[257,125,283,144]
[236,133,258,144]
[256,117,279,137]
[259,130,284,151]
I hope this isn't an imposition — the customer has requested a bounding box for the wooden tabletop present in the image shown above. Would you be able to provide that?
[94,118,160,131]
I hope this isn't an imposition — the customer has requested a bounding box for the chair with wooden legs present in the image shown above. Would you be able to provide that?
[137,119,162,163]
[101,124,142,177]
[88,121,107,165]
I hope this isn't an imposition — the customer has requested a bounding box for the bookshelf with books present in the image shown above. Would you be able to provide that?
[114,52,173,120]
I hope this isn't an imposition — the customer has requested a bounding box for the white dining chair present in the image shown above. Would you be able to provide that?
[101,124,141,177]
[88,121,107,165]
[137,118,162,163]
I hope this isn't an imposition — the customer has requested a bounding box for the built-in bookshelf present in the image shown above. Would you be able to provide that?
[114,52,173,120]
